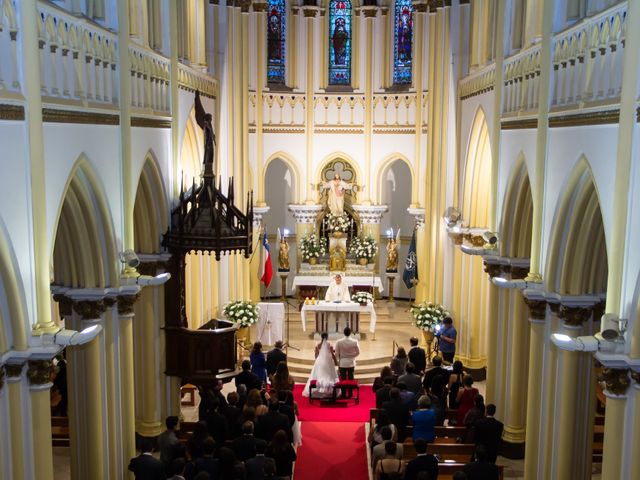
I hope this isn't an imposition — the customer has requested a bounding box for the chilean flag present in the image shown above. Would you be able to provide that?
[260,231,273,288]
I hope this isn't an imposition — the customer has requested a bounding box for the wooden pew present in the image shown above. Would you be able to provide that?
[51,416,70,447]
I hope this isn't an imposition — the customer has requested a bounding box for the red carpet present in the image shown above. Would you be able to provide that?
[294,421,369,480]
[293,383,375,423]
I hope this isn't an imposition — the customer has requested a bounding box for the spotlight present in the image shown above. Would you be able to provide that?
[119,249,140,269]
[483,231,499,247]
[443,207,461,228]
[137,272,171,286]
[53,325,103,346]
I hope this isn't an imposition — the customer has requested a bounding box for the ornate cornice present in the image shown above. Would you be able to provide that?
[72,300,107,320]
[407,208,425,228]
[549,110,619,128]
[598,368,630,397]
[253,206,270,227]
[42,108,120,125]
[288,204,323,224]
[501,118,538,130]
[0,104,25,121]
[524,298,547,320]
[314,128,364,134]
[131,116,172,129]
[27,360,52,386]
[117,294,141,315]
[351,204,388,224]
[557,305,593,327]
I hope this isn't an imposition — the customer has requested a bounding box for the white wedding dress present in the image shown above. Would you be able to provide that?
[302,340,339,398]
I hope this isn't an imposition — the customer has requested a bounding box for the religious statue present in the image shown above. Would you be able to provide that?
[330,246,346,272]
[194,90,216,176]
[278,237,290,271]
[319,174,357,215]
[386,237,398,272]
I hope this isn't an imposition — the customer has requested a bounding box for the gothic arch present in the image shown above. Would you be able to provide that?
[315,151,363,186]
[134,152,169,253]
[0,220,28,352]
[179,109,204,186]
[264,151,302,204]
[461,106,492,227]
[375,153,416,205]
[500,154,533,258]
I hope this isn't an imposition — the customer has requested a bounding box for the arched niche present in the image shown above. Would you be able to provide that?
[179,109,203,187]
[0,221,28,352]
[263,158,296,233]
[500,157,533,258]
[134,153,169,253]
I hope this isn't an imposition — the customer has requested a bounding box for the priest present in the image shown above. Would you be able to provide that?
[325,274,351,302]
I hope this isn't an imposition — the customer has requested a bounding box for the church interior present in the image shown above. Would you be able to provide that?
[0,0,639,478]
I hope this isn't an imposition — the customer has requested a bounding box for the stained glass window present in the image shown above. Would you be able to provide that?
[393,0,413,85]
[267,0,286,84]
[329,0,352,86]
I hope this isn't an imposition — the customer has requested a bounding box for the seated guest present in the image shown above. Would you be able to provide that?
[463,445,500,480]
[217,447,246,480]
[456,375,479,426]
[236,359,262,392]
[375,376,395,409]
[448,361,466,409]
[266,429,297,479]
[398,362,423,395]
[411,395,436,444]
[374,441,405,480]
[408,337,427,375]
[369,410,398,448]
[473,404,503,463]
[186,422,209,460]
[428,376,447,426]
[371,429,403,469]
[373,366,393,392]
[267,340,287,377]
[271,361,295,393]
[251,341,268,385]
[128,438,165,480]
[382,388,410,441]
[184,437,219,479]
[404,438,439,480]
[423,356,448,392]
[232,421,266,462]
[245,441,277,480]
[390,346,408,377]
[158,415,180,468]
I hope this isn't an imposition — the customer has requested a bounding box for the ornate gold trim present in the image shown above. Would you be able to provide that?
[0,104,25,121]
[373,128,416,134]
[42,108,120,125]
[263,127,305,134]
[314,128,365,134]
[549,110,619,128]
[131,116,172,129]
[501,118,538,130]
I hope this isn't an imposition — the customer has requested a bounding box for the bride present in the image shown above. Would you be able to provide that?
[302,332,339,398]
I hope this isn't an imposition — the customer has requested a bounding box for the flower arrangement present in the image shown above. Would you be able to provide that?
[299,233,327,260]
[325,212,350,233]
[352,291,374,305]
[223,300,259,328]
[411,302,450,331]
[349,235,378,260]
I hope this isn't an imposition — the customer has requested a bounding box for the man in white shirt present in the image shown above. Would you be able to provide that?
[335,326,360,398]
[324,274,351,332]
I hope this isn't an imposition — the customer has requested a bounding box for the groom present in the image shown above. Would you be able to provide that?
[335,326,360,398]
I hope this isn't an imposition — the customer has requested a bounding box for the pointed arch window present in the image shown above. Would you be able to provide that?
[267,0,286,84]
[393,0,413,85]
[329,0,352,85]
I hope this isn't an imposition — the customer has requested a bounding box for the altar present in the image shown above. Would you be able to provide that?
[291,273,384,294]
[300,300,377,334]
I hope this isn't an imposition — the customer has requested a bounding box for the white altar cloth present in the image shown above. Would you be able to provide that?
[256,302,284,345]
[291,275,384,293]
[300,301,377,333]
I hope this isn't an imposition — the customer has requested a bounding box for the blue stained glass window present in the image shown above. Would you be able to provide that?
[393,0,413,85]
[267,0,286,84]
[329,0,352,85]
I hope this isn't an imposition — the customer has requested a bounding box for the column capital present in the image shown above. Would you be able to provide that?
[557,305,593,327]
[631,370,640,389]
[253,205,270,227]
[407,207,425,228]
[524,298,547,320]
[302,6,319,18]
[5,363,24,382]
[598,367,630,397]
[72,299,107,320]
[352,204,388,224]
[53,293,74,317]
[118,294,141,316]
[27,360,53,389]
[413,1,429,13]
[361,6,378,18]
[252,1,268,12]
[483,258,504,278]
[288,204,323,224]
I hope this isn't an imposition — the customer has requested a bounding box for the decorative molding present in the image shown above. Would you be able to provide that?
[549,110,619,128]
[253,206,270,227]
[0,104,25,121]
[524,299,547,320]
[557,305,593,327]
[288,204,323,224]
[351,204,388,224]
[372,128,416,134]
[263,127,305,134]
[483,260,502,278]
[501,118,538,130]
[27,360,52,386]
[407,208,425,228]
[53,293,74,317]
[314,128,365,134]
[72,300,107,320]
[117,294,140,316]
[131,116,172,129]
[598,368,630,397]
[252,1,268,12]
[42,108,120,125]
[302,6,319,17]
[362,6,378,17]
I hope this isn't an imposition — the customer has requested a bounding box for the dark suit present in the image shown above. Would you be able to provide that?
[463,461,500,480]
[408,346,427,374]
[266,348,287,376]
[375,385,392,409]
[404,453,439,480]
[231,434,267,462]
[221,404,243,439]
[245,454,277,480]
[473,416,504,463]
[381,398,410,441]
[204,411,228,446]
[128,453,165,480]
[235,370,262,392]
[422,366,448,391]
[255,410,292,443]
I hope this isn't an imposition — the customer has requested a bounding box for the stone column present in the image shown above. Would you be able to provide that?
[28,360,55,480]
[6,364,26,480]
[302,6,318,204]
[482,260,502,404]
[361,6,377,205]
[407,208,426,301]
[599,368,630,479]
[254,1,268,206]
[352,204,388,272]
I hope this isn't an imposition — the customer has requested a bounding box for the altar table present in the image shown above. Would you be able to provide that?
[300,301,377,334]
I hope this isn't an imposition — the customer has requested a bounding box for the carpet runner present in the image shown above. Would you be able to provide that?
[293,384,372,480]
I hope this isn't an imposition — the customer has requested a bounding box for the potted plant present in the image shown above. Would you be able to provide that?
[352,291,374,306]
[411,302,450,348]
[325,212,350,237]
[223,300,260,328]
[299,233,326,264]
[349,235,378,265]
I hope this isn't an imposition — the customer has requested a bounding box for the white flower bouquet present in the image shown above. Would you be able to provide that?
[411,302,449,331]
[325,212,350,233]
[223,300,259,328]
[352,291,374,305]
[349,235,378,260]
[299,233,327,260]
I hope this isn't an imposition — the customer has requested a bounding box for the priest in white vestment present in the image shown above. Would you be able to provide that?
[324,274,351,332]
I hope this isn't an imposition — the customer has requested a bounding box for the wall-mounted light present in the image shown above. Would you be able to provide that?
[50,325,103,346]
[443,207,461,228]
[119,249,140,269]
[137,273,171,286]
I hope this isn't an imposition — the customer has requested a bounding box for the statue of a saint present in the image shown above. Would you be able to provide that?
[386,238,398,272]
[278,237,290,271]
[194,90,216,176]
[319,174,356,215]
[329,246,346,272]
